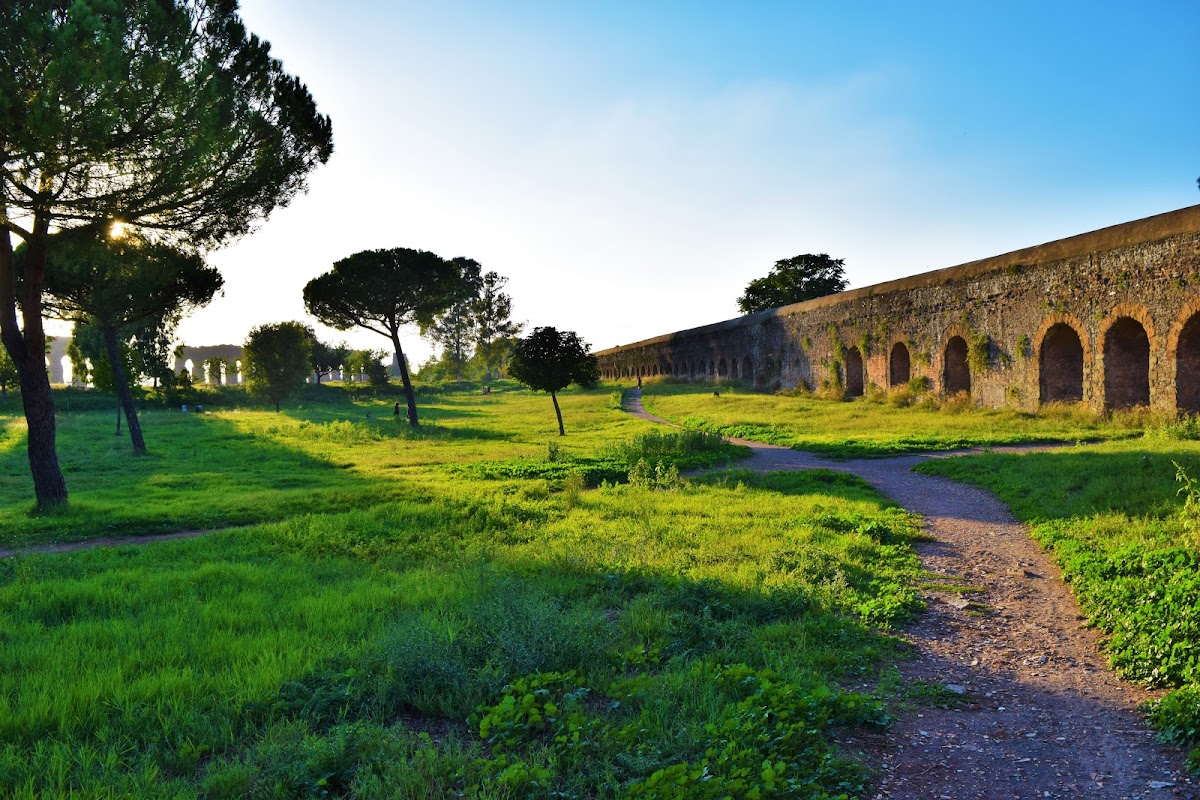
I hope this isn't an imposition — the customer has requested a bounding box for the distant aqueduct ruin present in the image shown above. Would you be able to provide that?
[596,205,1200,413]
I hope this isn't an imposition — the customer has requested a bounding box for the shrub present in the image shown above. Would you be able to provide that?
[940,391,974,414]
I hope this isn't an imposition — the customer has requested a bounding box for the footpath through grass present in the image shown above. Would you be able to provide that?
[0,382,927,798]
[917,425,1200,771]
[638,380,1146,458]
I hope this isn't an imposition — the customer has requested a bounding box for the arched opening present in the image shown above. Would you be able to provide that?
[943,336,970,395]
[730,359,739,379]
[1104,317,1150,409]
[708,360,715,378]
[183,358,195,379]
[1039,323,1084,404]
[1180,313,1200,412]
[717,358,727,377]
[844,347,864,398]
[60,355,73,385]
[742,357,753,382]
[235,359,243,384]
[889,342,911,387]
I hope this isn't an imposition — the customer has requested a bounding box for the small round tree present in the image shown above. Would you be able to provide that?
[243,322,312,412]
[508,327,599,436]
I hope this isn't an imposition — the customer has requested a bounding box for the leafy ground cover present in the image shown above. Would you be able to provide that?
[916,430,1200,770]
[638,380,1149,458]
[0,382,926,798]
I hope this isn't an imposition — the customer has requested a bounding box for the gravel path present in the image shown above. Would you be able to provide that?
[626,389,1196,799]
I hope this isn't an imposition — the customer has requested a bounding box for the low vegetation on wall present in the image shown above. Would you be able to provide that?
[598,211,1200,416]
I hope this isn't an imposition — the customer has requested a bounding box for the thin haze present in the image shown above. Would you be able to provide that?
[165,0,1198,367]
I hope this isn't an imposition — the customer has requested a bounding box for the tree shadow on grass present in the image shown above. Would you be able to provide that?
[0,411,404,549]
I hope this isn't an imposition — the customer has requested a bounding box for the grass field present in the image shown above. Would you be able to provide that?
[7,378,1200,796]
[637,380,1150,458]
[0,382,927,798]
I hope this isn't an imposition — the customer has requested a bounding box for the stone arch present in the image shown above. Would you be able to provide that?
[942,333,971,396]
[889,341,911,387]
[844,346,865,397]
[1035,315,1089,404]
[717,357,728,377]
[1168,297,1200,413]
[742,356,753,382]
[708,360,716,378]
[730,358,739,379]
[1099,305,1155,409]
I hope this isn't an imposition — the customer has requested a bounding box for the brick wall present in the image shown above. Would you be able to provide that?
[596,205,1200,413]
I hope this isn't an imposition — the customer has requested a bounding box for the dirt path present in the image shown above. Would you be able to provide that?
[0,528,217,560]
[626,389,1196,799]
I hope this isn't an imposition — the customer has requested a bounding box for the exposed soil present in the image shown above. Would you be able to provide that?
[0,527,218,560]
[626,389,1196,799]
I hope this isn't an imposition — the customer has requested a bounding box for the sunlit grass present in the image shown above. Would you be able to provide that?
[0,381,924,797]
[0,383,658,548]
[638,380,1147,457]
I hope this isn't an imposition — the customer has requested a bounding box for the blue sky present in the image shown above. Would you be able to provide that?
[174,0,1200,365]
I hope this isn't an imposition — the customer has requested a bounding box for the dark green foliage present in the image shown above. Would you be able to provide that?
[0,0,332,506]
[510,327,599,395]
[304,248,478,427]
[0,346,16,397]
[345,349,390,388]
[1034,530,1200,687]
[306,330,350,384]
[509,327,600,435]
[737,254,848,315]
[243,322,313,411]
[20,228,223,453]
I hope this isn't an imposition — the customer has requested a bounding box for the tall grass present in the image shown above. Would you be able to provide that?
[0,384,924,797]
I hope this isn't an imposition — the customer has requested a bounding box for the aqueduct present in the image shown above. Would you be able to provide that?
[596,205,1200,413]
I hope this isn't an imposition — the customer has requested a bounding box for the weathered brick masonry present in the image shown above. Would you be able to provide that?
[596,205,1200,413]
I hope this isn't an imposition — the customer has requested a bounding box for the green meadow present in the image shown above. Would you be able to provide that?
[6,379,1200,797]
[637,380,1148,458]
[0,383,925,798]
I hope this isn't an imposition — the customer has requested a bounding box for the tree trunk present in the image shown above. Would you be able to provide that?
[551,391,565,436]
[0,218,68,509]
[390,331,419,427]
[115,404,122,435]
[102,325,146,454]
